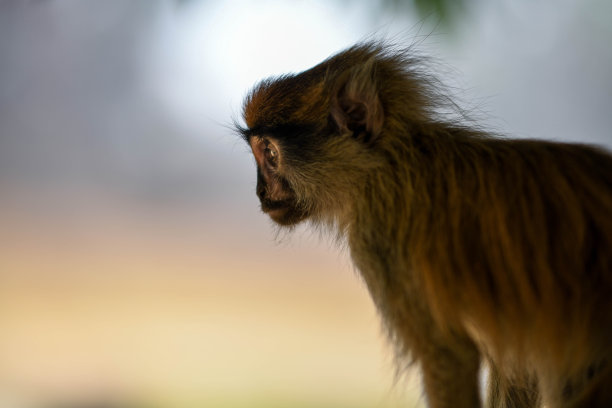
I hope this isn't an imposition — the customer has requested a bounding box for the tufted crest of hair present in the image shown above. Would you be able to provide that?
[240,42,445,135]
[238,41,612,407]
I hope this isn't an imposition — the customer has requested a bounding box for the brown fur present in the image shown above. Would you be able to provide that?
[237,42,612,408]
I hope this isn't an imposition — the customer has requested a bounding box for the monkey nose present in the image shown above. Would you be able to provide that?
[257,183,266,201]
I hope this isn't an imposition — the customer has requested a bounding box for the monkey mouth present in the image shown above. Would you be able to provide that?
[261,198,290,212]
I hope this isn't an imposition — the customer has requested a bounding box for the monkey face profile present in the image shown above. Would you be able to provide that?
[238,49,390,229]
[238,42,612,408]
[247,134,305,225]
[244,129,376,227]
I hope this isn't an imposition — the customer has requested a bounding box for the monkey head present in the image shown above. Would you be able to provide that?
[236,44,434,227]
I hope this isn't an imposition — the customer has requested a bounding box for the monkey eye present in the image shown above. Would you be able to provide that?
[264,140,279,166]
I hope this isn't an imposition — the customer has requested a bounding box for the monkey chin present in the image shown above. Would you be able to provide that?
[262,205,308,226]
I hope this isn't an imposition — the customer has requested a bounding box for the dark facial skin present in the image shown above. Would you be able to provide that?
[248,135,308,225]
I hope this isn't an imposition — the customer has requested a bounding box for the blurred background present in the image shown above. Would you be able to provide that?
[0,0,610,407]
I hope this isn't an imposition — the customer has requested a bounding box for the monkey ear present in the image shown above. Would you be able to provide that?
[330,65,384,143]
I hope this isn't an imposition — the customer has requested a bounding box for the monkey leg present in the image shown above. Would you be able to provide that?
[485,364,540,408]
[419,336,482,408]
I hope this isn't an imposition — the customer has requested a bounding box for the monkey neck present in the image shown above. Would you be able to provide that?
[346,121,492,343]
[348,121,486,245]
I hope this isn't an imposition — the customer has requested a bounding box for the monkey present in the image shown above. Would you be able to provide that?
[236,42,612,408]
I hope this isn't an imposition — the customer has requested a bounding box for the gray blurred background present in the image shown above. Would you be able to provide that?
[0,1,610,407]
